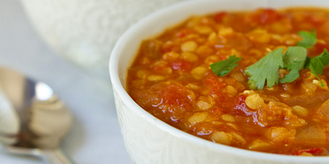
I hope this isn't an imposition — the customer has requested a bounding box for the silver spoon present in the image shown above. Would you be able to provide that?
[0,67,73,164]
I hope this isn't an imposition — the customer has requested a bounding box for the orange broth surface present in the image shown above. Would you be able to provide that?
[127,7,329,156]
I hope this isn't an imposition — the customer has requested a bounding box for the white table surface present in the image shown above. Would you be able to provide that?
[0,0,132,163]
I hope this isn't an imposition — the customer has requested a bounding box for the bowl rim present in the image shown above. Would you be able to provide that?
[110,0,329,162]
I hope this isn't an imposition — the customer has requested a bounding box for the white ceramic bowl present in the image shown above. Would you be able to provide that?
[21,0,185,81]
[110,0,329,163]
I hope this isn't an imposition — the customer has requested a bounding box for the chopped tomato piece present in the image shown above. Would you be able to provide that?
[214,12,227,22]
[233,95,254,116]
[170,59,193,72]
[159,84,193,121]
[248,8,282,25]
[204,75,225,94]
[176,29,194,38]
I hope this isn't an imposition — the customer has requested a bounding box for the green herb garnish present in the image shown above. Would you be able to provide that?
[298,29,317,48]
[245,48,284,89]
[307,49,329,86]
[210,55,242,76]
[210,29,329,90]
[280,61,301,83]
[279,46,308,83]
[282,46,308,70]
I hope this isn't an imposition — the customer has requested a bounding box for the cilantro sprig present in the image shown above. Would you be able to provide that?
[245,48,284,89]
[210,29,329,90]
[306,49,329,86]
[279,61,301,83]
[210,55,242,76]
[279,46,307,83]
[298,29,317,48]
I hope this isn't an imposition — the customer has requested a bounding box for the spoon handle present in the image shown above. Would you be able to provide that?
[42,148,73,164]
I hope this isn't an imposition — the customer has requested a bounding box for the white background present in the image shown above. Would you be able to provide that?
[0,0,132,163]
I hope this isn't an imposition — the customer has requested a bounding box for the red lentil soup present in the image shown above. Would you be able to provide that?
[127,8,329,156]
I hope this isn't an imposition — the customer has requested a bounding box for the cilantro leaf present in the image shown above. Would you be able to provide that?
[280,61,301,83]
[308,49,329,86]
[304,56,311,69]
[283,46,307,70]
[298,29,317,49]
[279,46,307,83]
[210,55,241,76]
[245,48,284,89]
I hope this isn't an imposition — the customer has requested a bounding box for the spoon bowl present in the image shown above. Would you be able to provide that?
[0,67,73,164]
